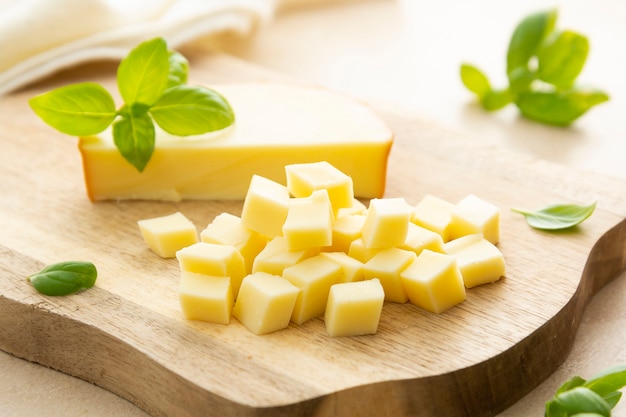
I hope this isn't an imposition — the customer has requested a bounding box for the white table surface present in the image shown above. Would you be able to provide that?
[2,0,625,416]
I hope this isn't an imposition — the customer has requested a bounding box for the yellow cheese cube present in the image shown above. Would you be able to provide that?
[252,236,319,276]
[200,212,267,274]
[285,161,354,213]
[79,83,393,201]
[398,222,445,255]
[361,198,412,249]
[412,194,455,242]
[324,279,384,337]
[241,175,290,238]
[443,234,506,288]
[400,249,466,314]
[178,271,233,324]
[347,237,383,263]
[232,272,300,335]
[176,242,246,298]
[283,255,342,325]
[283,189,333,251]
[137,211,198,258]
[363,248,417,303]
[319,251,364,283]
[336,198,367,217]
[328,214,365,253]
[449,194,501,244]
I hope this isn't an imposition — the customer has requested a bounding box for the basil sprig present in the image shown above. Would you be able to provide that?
[27,261,97,296]
[543,365,626,417]
[29,37,235,172]
[512,201,596,230]
[460,9,608,126]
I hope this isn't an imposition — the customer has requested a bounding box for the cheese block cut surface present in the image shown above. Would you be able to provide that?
[79,83,394,201]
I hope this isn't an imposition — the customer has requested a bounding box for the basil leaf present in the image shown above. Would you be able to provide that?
[515,88,609,126]
[29,82,116,136]
[113,109,155,172]
[167,50,189,88]
[27,261,97,296]
[584,365,626,400]
[117,37,170,105]
[481,88,513,111]
[506,9,557,76]
[556,375,587,395]
[512,201,596,230]
[508,66,536,95]
[537,30,589,89]
[150,85,235,136]
[460,63,491,98]
[545,387,612,417]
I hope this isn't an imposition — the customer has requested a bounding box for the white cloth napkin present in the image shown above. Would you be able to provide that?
[0,0,276,96]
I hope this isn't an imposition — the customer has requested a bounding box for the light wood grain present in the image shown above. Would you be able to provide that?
[1,53,626,417]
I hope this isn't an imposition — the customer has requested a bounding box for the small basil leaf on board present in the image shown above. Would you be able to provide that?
[117,37,170,106]
[460,63,491,99]
[150,85,235,136]
[27,261,97,296]
[507,66,535,95]
[113,110,156,172]
[167,50,189,88]
[29,82,117,136]
[545,387,612,417]
[506,9,557,76]
[515,89,609,126]
[511,201,596,230]
[537,30,589,89]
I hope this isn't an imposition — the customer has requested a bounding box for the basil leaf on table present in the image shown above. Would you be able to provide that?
[511,201,596,230]
[516,89,609,126]
[545,387,612,417]
[537,30,589,89]
[460,8,608,126]
[27,261,97,296]
[506,9,557,77]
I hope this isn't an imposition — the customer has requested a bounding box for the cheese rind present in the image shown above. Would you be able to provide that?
[79,83,393,201]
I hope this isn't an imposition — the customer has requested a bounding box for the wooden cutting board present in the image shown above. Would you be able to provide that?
[1,53,626,417]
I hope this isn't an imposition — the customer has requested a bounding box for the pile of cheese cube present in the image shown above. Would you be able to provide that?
[137,161,505,337]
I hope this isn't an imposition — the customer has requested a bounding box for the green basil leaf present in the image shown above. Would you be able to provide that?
[512,201,596,230]
[117,37,170,105]
[29,82,116,136]
[113,110,155,172]
[537,30,589,89]
[481,88,513,111]
[460,63,491,98]
[506,9,557,76]
[150,85,235,136]
[167,50,189,88]
[508,66,536,95]
[27,261,97,296]
[556,375,587,395]
[584,365,626,400]
[545,387,612,417]
[515,88,609,126]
